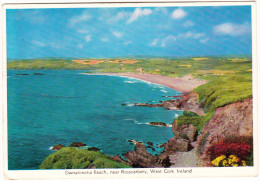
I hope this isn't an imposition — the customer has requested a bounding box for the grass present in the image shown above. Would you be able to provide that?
[39,147,131,169]
[176,72,252,133]
[176,111,215,133]
[195,73,252,113]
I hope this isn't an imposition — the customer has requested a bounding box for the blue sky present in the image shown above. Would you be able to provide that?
[6,6,252,59]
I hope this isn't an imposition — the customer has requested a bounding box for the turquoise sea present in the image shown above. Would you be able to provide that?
[7,70,182,170]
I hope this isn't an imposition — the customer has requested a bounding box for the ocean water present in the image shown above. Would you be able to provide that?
[7,70,182,170]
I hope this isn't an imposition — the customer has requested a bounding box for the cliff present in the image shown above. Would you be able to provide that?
[196,98,253,166]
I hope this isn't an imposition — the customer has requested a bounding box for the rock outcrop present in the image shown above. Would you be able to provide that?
[52,144,65,151]
[196,98,253,166]
[148,122,167,127]
[69,142,87,147]
[163,137,192,155]
[87,147,100,152]
[123,142,162,168]
[172,121,198,142]
[134,92,204,115]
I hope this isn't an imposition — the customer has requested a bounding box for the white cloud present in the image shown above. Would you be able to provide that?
[49,42,62,49]
[69,11,91,27]
[112,31,123,38]
[32,40,46,47]
[213,22,251,36]
[150,38,159,46]
[101,38,109,42]
[106,11,131,24]
[154,7,168,15]
[77,29,89,34]
[183,20,194,27]
[161,35,177,47]
[77,43,84,49]
[124,40,133,45]
[32,40,63,49]
[143,9,152,16]
[127,8,152,24]
[171,8,187,19]
[200,38,209,44]
[85,35,92,42]
[179,31,205,39]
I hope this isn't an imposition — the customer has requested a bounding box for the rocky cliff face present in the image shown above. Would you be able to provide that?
[134,92,204,115]
[196,98,253,166]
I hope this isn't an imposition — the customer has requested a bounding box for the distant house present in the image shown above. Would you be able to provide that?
[120,68,125,71]
[136,68,144,72]
[155,69,160,72]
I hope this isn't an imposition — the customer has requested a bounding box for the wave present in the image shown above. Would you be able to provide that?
[48,146,54,150]
[124,80,137,84]
[123,118,146,125]
[160,90,168,93]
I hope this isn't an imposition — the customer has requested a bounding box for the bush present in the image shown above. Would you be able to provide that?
[176,111,214,133]
[39,147,131,169]
[210,136,253,160]
[212,155,247,167]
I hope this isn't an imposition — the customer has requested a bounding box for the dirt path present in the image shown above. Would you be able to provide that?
[169,149,200,167]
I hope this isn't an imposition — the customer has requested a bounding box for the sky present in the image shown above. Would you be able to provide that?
[6,6,252,59]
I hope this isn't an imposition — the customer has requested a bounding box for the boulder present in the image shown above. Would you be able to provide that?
[16,73,29,75]
[112,155,129,165]
[172,123,198,142]
[52,144,65,151]
[147,142,154,146]
[163,137,191,155]
[149,122,167,127]
[69,142,86,147]
[87,147,100,152]
[123,142,162,168]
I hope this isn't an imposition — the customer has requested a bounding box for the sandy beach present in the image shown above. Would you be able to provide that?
[83,73,207,93]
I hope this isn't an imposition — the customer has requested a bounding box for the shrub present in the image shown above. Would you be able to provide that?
[212,155,247,167]
[210,136,253,160]
[39,147,131,169]
[176,111,214,133]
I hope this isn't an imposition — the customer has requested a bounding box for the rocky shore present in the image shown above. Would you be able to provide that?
[116,92,253,168]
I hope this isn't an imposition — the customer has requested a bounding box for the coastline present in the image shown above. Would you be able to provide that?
[82,73,207,93]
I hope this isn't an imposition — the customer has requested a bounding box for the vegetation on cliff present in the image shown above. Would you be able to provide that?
[176,71,252,134]
[195,73,252,113]
[39,147,131,169]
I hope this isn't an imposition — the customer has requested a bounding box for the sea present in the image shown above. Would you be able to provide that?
[7,70,182,170]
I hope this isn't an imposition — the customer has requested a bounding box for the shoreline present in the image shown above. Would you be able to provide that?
[82,73,207,93]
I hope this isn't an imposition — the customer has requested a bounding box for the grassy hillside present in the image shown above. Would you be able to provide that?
[39,147,131,169]
[176,72,252,133]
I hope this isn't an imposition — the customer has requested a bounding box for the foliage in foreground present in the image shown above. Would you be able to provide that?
[39,147,131,169]
[210,136,253,167]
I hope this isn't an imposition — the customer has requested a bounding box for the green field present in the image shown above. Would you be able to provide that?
[7,56,252,79]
